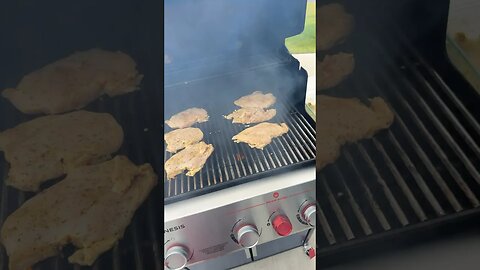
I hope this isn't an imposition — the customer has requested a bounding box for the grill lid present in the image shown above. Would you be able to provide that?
[164,0,307,70]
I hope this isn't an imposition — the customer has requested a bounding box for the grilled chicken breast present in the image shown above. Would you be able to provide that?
[164,127,204,153]
[318,53,355,91]
[165,141,214,179]
[165,108,209,129]
[2,49,143,115]
[225,107,276,124]
[318,3,354,51]
[232,122,289,150]
[0,111,123,192]
[234,91,276,109]
[317,95,394,169]
[0,156,157,270]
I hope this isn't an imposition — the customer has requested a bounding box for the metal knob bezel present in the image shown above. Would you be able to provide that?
[301,203,316,227]
[165,245,189,270]
[236,224,260,248]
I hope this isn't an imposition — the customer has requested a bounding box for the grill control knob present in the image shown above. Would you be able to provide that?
[235,224,260,248]
[272,214,293,236]
[165,245,189,270]
[301,203,317,227]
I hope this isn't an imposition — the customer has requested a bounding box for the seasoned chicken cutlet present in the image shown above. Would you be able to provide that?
[225,107,276,124]
[165,107,209,129]
[317,95,394,170]
[165,141,214,179]
[232,122,289,150]
[164,127,204,153]
[318,53,355,91]
[0,156,157,270]
[234,91,276,109]
[318,3,354,51]
[0,111,123,192]
[2,48,143,114]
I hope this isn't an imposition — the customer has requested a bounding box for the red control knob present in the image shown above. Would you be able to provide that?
[272,214,293,236]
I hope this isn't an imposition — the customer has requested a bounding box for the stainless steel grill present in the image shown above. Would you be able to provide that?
[164,97,316,204]
[316,25,480,263]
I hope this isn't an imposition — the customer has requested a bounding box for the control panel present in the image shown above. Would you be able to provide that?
[164,180,315,269]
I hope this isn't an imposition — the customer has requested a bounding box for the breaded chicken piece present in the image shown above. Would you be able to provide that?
[317,95,394,169]
[164,127,204,153]
[318,3,354,51]
[232,122,289,150]
[318,53,355,90]
[234,91,276,109]
[0,111,123,191]
[0,156,157,270]
[2,48,143,114]
[225,107,276,124]
[165,141,214,179]
[165,108,209,129]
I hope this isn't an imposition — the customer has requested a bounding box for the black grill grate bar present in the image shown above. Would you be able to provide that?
[375,62,480,208]
[204,121,230,182]
[356,143,410,226]
[131,220,144,269]
[229,124,249,175]
[316,201,337,245]
[331,165,374,236]
[0,182,7,270]
[112,243,121,270]
[319,175,355,240]
[147,200,162,270]
[205,143,217,186]
[0,172,8,230]
[372,138,428,221]
[165,151,172,197]
[52,257,60,270]
[343,151,392,231]
[386,131,446,216]
[362,69,464,212]
[207,125,231,181]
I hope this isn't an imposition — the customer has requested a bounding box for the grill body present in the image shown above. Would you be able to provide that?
[163,48,317,268]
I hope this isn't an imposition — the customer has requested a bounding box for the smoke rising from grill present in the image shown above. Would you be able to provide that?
[164,0,309,118]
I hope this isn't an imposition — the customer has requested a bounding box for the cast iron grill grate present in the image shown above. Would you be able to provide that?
[164,97,317,204]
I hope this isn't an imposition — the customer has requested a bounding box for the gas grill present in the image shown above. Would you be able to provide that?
[163,0,318,269]
[316,0,480,266]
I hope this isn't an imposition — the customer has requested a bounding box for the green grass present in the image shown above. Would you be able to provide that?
[285,2,316,54]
